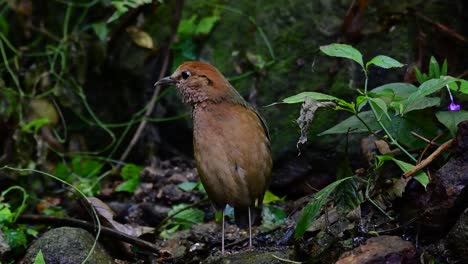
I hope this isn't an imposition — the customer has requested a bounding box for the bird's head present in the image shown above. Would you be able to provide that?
[155,61,244,106]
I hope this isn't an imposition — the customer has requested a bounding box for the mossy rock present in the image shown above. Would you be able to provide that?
[23,227,113,264]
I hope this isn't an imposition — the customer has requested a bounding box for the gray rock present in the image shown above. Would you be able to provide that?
[23,227,113,264]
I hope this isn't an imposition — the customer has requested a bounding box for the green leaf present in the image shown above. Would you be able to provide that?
[71,157,103,178]
[392,158,429,188]
[335,158,362,212]
[413,66,427,84]
[429,56,440,78]
[21,118,50,134]
[54,163,72,182]
[177,182,198,192]
[4,226,28,248]
[115,177,140,193]
[384,110,440,149]
[92,23,109,41]
[195,16,220,35]
[26,228,39,237]
[403,97,440,114]
[120,163,143,180]
[159,224,180,239]
[0,205,13,223]
[320,44,364,68]
[33,250,46,264]
[294,177,354,238]
[263,190,285,204]
[336,99,356,113]
[457,79,468,94]
[371,83,417,100]
[366,55,404,70]
[169,204,204,229]
[177,15,198,37]
[441,59,448,76]
[402,77,458,112]
[435,110,468,136]
[319,111,379,135]
[278,92,339,105]
[368,97,391,121]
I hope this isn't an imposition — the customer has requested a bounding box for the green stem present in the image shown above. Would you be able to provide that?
[363,71,417,162]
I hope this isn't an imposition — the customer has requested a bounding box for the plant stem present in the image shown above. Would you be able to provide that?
[363,71,417,162]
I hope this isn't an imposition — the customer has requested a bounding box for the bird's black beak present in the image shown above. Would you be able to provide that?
[154,76,175,87]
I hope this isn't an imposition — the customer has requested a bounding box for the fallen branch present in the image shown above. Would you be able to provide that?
[403,138,454,178]
[17,214,160,254]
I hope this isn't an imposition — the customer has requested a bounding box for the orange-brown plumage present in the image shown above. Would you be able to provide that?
[155,61,272,253]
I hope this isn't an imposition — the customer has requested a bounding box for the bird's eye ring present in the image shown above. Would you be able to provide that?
[181,71,192,80]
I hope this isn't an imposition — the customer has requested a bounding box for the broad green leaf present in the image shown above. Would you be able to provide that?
[319,111,379,135]
[120,163,143,180]
[263,190,285,204]
[195,16,220,35]
[294,177,354,238]
[457,79,468,94]
[392,158,429,188]
[33,250,46,264]
[369,97,391,121]
[320,43,363,68]
[0,206,13,223]
[71,157,103,178]
[177,182,197,192]
[366,55,404,70]
[115,177,140,193]
[435,110,468,136]
[4,226,28,248]
[383,111,440,149]
[402,97,440,114]
[177,15,198,36]
[402,77,458,111]
[280,92,339,104]
[169,204,204,228]
[54,163,72,181]
[371,83,417,98]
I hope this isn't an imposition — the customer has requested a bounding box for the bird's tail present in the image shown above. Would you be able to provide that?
[234,206,262,229]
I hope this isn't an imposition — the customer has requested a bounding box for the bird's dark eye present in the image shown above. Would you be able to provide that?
[181,71,191,80]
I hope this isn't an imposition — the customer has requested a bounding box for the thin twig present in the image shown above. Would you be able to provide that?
[117,1,183,168]
[403,138,454,178]
[413,132,444,164]
[415,12,467,43]
[17,214,160,254]
[410,131,441,147]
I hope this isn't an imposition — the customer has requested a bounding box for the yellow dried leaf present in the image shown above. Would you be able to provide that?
[126,26,154,49]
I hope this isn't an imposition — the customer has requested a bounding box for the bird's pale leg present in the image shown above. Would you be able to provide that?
[248,206,252,249]
[222,209,225,255]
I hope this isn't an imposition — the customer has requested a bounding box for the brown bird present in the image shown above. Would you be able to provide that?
[155,61,272,254]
